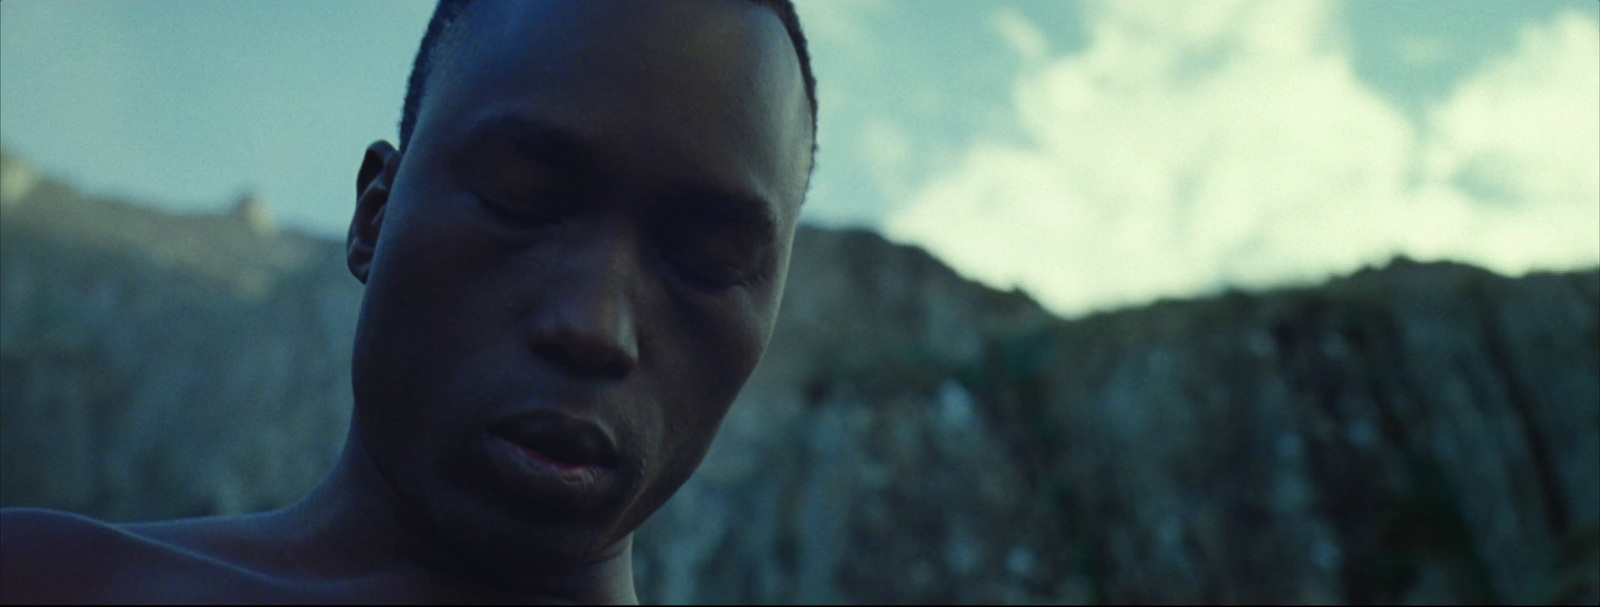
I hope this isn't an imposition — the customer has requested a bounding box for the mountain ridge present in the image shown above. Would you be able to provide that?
[2,149,1595,603]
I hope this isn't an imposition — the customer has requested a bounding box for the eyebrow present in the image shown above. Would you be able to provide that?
[668,182,779,245]
[462,113,597,173]
[462,112,779,241]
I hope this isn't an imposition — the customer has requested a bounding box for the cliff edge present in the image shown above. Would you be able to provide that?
[2,150,1595,604]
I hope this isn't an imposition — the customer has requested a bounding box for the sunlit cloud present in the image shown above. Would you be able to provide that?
[1421,11,1600,262]
[885,0,1600,318]
[990,7,1050,64]
[858,117,916,201]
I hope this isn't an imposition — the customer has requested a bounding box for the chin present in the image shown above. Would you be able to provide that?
[444,510,624,574]
[387,479,626,584]
[437,450,642,573]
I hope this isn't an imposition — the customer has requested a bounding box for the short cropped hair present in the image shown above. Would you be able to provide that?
[397,0,818,155]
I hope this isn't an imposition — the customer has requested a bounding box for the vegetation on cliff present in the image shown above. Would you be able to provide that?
[2,150,1595,603]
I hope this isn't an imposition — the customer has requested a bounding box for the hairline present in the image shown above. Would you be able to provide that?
[400,0,818,175]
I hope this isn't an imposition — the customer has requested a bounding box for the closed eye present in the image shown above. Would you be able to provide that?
[661,251,753,290]
[655,226,769,292]
[471,190,561,229]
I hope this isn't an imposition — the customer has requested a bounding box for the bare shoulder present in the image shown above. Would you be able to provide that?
[0,507,142,603]
[2,507,324,604]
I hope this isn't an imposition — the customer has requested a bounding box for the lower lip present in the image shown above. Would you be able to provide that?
[508,440,596,477]
[485,434,619,514]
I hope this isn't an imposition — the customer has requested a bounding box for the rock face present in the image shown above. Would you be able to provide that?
[2,150,1596,604]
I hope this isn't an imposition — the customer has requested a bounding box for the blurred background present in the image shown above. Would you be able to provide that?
[2,0,1597,603]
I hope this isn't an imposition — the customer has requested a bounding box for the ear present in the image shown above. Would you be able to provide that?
[348,141,401,284]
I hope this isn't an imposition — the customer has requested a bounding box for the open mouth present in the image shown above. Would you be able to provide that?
[488,412,619,470]
[481,410,625,515]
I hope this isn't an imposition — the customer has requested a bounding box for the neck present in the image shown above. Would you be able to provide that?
[267,431,638,604]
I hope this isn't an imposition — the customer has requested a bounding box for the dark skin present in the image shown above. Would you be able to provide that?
[0,0,811,603]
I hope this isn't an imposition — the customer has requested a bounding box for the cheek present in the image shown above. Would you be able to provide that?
[351,196,519,427]
[649,291,774,450]
[616,305,771,535]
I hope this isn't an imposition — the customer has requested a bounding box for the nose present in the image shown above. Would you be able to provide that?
[526,240,640,382]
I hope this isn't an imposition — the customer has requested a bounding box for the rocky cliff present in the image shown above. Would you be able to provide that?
[2,150,1596,604]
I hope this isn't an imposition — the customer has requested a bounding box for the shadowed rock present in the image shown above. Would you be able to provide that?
[2,151,1595,604]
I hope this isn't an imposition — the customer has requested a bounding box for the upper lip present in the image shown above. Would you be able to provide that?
[488,410,619,469]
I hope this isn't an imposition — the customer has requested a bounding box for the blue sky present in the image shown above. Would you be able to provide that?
[3,0,1596,317]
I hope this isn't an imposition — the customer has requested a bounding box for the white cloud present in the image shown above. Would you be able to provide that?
[991,7,1050,63]
[858,118,915,201]
[885,1,1600,318]
[1419,11,1600,272]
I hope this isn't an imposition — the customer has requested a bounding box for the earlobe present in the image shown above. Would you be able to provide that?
[348,141,401,284]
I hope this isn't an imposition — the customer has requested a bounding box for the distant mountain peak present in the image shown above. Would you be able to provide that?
[0,149,41,208]
[228,191,274,235]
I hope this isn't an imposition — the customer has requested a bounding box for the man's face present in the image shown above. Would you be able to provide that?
[347,0,810,572]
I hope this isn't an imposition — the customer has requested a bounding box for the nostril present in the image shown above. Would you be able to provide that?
[531,333,636,381]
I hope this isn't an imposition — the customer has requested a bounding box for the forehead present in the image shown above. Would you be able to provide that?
[414,0,812,214]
